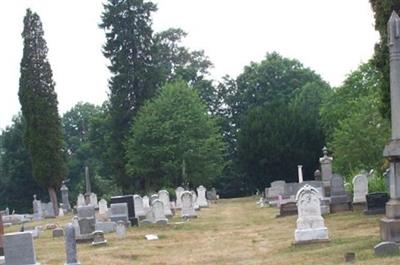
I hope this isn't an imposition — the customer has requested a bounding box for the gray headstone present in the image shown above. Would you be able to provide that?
[110,203,129,224]
[95,222,116,233]
[353,174,368,203]
[91,231,107,246]
[65,223,80,265]
[181,191,197,218]
[52,228,64,238]
[319,147,333,187]
[158,190,172,217]
[116,221,126,238]
[133,195,145,218]
[374,241,399,256]
[197,186,208,208]
[60,184,71,212]
[3,232,40,265]
[152,200,168,225]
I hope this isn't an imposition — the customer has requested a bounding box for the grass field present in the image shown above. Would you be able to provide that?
[4,196,400,264]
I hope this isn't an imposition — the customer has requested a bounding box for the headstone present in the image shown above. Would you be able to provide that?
[0,212,3,256]
[60,184,71,212]
[77,205,96,241]
[374,241,399,256]
[98,199,108,217]
[32,195,42,220]
[77,194,85,208]
[298,165,304,183]
[110,195,137,226]
[109,203,129,224]
[3,232,40,265]
[115,221,126,238]
[197,186,208,208]
[141,208,155,225]
[191,191,200,211]
[266,181,286,202]
[207,187,218,201]
[330,174,351,213]
[314,169,322,181]
[42,202,56,218]
[181,191,197,219]
[142,196,150,211]
[175,187,185,209]
[133,195,146,219]
[150,194,159,205]
[64,223,80,265]
[95,222,116,233]
[278,201,297,217]
[294,184,329,244]
[353,174,368,203]
[91,231,107,246]
[319,147,333,195]
[52,228,64,238]
[59,208,65,217]
[89,193,98,208]
[364,192,390,215]
[380,11,400,243]
[72,217,81,238]
[152,200,168,225]
[158,191,172,217]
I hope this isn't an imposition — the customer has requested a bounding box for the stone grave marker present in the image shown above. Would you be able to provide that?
[175,187,185,209]
[110,195,137,226]
[32,195,42,220]
[142,196,150,211]
[319,146,333,195]
[353,174,368,204]
[77,194,85,207]
[72,216,81,238]
[42,202,55,218]
[150,194,159,205]
[90,193,98,208]
[116,221,126,238]
[191,191,200,211]
[110,203,129,224]
[364,192,390,215]
[60,183,71,212]
[197,186,208,208]
[152,200,168,225]
[95,222,116,233]
[374,241,399,256]
[294,184,329,244]
[158,190,173,217]
[141,208,155,225]
[77,205,96,242]
[98,199,108,218]
[3,232,40,265]
[52,228,64,238]
[91,231,107,246]
[277,201,297,217]
[133,195,146,220]
[330,174,351,213]
[64,223,80,265]
[181,191,197,219]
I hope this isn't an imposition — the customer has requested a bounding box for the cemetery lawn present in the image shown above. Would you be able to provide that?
[5,196,400,264]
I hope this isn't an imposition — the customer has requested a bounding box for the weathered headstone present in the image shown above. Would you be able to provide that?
[32,195,42,220]
[142,196,150,211]
[77,194,85,208]
[294,184,329,244]
[374,241,399,256]
[197,186,208,208]
[109,203,129,224]
[191,191,200,211]
[150,194,159,205]
[42,202,56,218]
[207,187,218,201]
[98,199,108,218]
[158,190,172,217]
[89,193,98,208]
[95,222,116,233]
[319,147,333,196]
[278,201,297,217]
[141,208,155,225]
[91,231,107,246]
[181,191,197,219]
[353,174,368,204]
[115,221,126,238]
[266,181,286,204]
[330,174,351,213]
[175,187,185,209]
[72,216,81,238]
[64,223,80,265]
[314,169,322,181]
[152,200,168,225]
[60,184,71,212]
[77,205,96,242]
[3,232,40,265]
[364,192,390,215]
[133,195,146,219]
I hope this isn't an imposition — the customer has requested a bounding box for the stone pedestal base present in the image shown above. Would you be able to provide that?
[385,199,400,219]
[294,227,329,243]
[380,217,400,242]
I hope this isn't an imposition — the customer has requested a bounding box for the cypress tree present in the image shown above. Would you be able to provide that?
[100,0,158,192]
[18,9,66,215]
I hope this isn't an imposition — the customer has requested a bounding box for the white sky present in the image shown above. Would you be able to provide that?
[0,0,379,130]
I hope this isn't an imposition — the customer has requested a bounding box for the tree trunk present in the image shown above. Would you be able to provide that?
[48,186,59,216]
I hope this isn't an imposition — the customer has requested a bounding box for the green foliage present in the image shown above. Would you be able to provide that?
[18,9,66,190]
[125,81,226,192]
[369,0,400,118]
[368,175,388,193]
[322,62,390,177]
[0,114,47,212]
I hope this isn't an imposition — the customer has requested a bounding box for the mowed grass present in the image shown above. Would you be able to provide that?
[4,196,400,264]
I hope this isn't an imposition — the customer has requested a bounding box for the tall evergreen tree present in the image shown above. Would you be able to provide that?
[100,0,158,191]
[369,0,400,118]
[18,9,66,215]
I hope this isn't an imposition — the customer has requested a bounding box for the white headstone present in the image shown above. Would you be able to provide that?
[181,191,197,218]
[175,187,185,209]
[133,195,146,218]
[158,190,172,217]
[77,194,85,207]
[152,200,168,225]
[98,199,108,216]
[191,191,200,210]
[294,184,329,243]
[197,186,208,208]
[115,221,126,238]
[143,196,150,210]
[353,174,368,203]
[90,193,98,208]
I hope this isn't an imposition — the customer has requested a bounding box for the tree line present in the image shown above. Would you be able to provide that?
[0,0,395,211]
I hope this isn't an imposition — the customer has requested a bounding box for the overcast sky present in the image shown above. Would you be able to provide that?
[0,0,379,130]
